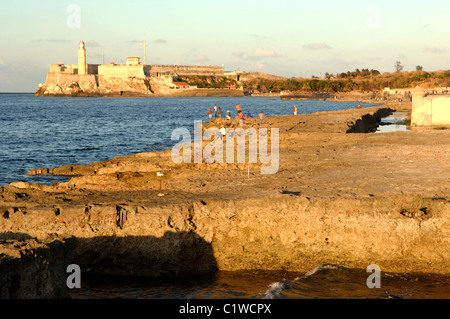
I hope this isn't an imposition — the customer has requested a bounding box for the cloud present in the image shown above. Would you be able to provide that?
[85,41,101,47]
[195,53,210,63]
[254,47,280,57]
[232,52,249,59]
[423,47,449,54]
[31,39,69,43]
[232,48,280,66]
[303,42,332,50]
[87,52,103,59]
[127,39,166,45]
[126,39,144,44]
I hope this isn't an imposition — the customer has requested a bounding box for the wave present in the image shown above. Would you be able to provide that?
[262,282,288,299]
[261,264,450,299]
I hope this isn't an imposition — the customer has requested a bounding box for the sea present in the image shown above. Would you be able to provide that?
[1,93,448,301]
[0,93,379,186]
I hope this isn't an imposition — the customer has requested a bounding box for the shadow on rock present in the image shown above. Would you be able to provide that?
[73,231,218,282]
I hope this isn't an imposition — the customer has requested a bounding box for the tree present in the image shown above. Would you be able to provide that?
[416,65,424,72]
[395,61,404,73]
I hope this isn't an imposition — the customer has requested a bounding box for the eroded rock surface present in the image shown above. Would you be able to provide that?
[1,103,450,298]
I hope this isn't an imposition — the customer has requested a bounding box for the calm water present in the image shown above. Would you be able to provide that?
[2,94,448,299]
[376,111,409,133]
[0,93,376,186]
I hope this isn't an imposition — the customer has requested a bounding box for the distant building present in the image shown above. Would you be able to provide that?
[412,89,450,127]
[37,40,229,96]
[126,57,141,66]
[171,82,190,89]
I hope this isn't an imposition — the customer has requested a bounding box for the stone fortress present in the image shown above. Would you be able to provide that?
[35,41,243,97]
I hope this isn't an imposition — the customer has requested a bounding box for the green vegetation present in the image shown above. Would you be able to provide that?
[241,69,450,93]
[175,69,450,93]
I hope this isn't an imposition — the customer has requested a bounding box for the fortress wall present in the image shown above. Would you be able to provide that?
[49,64,78,75]
[126,66,146,79]
[150,65,225,77]
[45,72,57,84]
[55,74,97,87]
[49,64,63,73]
[98,64,146,79]
[88,64,99,75]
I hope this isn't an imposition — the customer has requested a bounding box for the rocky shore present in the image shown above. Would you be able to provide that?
[1,101,449,298]
[34,85,244,98]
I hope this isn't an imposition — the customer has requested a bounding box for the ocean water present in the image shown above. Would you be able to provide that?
[0,93,376,186]
[2,94,448,300]
[70,265,450,299]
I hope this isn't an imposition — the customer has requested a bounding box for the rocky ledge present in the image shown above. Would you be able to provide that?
[1,102,449,298]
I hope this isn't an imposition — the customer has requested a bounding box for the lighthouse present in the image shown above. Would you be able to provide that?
[78,40,87,75]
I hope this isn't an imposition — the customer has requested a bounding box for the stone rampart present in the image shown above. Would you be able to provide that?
[150,65,224,77]
[98,64,146,79]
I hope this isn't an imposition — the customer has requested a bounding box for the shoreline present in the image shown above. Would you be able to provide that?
[33,88,245,98]
[1,103,449,298]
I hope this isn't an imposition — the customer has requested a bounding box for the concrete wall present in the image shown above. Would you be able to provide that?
[412,91,450,127]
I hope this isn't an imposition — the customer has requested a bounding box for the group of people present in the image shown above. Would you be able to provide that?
[208,103,300,126]
[208,104,264,126]
[208,104,223,122]
[207,104,268,127]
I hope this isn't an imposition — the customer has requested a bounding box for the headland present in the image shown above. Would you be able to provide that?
[34,41,245,98]
[1,98,449,298]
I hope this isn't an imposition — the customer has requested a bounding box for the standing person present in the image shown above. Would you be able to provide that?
[213,104,218,119]
[208,107,213,122]
[236,104,241,114]
[226,110,231,120]
[217,106,222,118]
[259,111,265,125]
[239,111,244,127]
[294,105,298,115]
[219,125,226,138]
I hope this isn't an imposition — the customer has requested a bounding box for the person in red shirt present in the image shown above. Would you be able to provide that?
[208,107,212,122]
[239,111,244,127]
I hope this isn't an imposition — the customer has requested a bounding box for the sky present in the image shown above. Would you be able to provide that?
[0,0,449,92]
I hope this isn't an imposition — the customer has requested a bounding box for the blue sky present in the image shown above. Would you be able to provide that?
[1,0,449,92]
